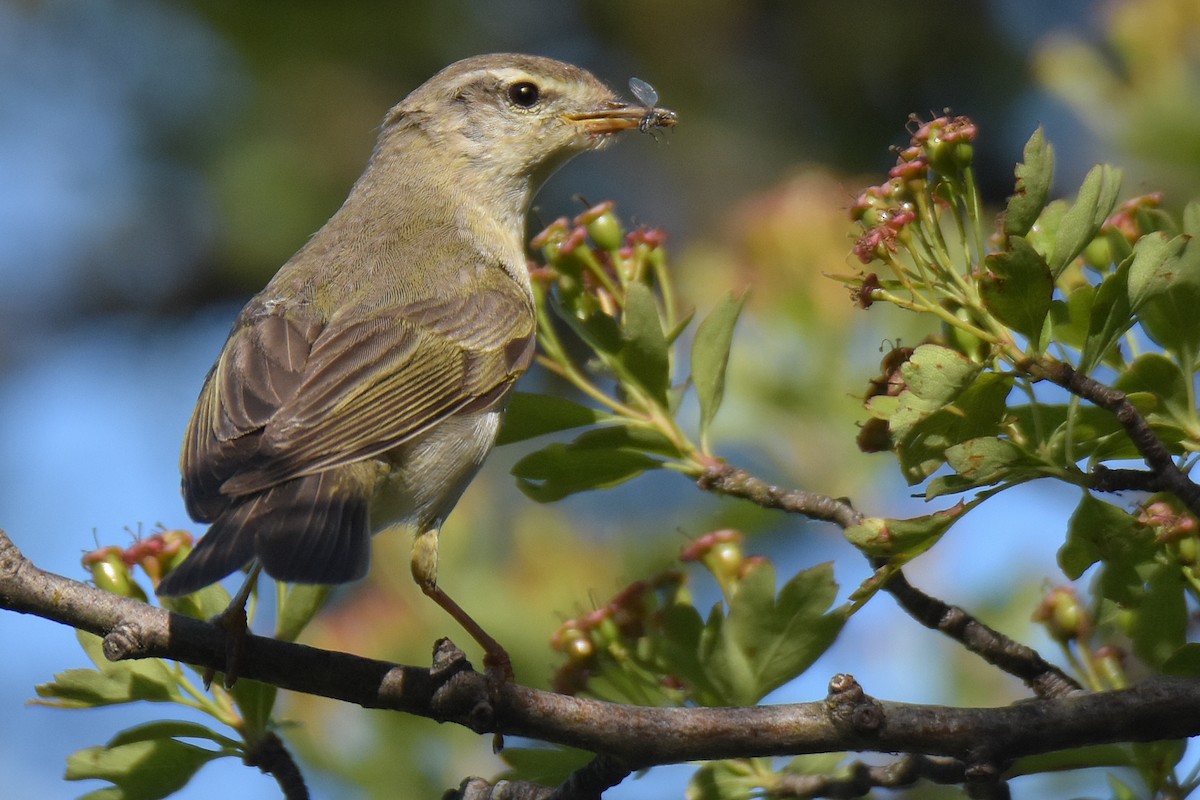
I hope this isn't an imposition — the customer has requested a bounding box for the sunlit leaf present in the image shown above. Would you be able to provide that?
[843,504,965,560]
[1048,164,1123,277]
[1128,233,1200,363]
[33,632,183,708]
[701,562,844,706]
[1080,259,1134,374]
[512,429,663,502]
[66,734,224,800]
[496,392,606,446]
[980,236,1053,347]
[1005,127,1054,237]
[499,745,595,786]
[619,282,670,405]
[691,291,747,446]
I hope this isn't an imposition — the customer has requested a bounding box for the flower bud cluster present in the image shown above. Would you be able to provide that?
[529,201,669,317]
[1139,498,1200,573]
[550,571,684,696]
[850,113,978,265]
[82,529,194,598]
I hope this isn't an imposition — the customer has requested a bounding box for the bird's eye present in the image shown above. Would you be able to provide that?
[507,81,541,108]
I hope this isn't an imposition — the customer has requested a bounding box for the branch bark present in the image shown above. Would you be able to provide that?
[3,527,1200,791]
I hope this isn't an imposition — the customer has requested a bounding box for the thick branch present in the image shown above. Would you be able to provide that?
[2,528,1199,780]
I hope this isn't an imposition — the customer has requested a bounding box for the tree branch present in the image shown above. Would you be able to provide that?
[873,563,1081,698]
[696,463,1076,698]
[697,464,864,529]
[1037,359,1200,515]
[3,526,1200,796]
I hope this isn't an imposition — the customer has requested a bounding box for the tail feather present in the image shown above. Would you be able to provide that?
[255,469,371,584]
[157,468,373,597]
[156,503,258,596]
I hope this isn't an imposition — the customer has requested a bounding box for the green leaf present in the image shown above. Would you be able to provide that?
[1005,127,1054,237]
[496,392,606,446]
[550,295,623,355]
[1182,199,1200,238]
[701,562,844,706]
[871,345,1012,483]
[691,291,747,446]
[66,734,224,800]
[1010,745,1135,776]
[979,236,1053,347]
[1113,353,1192,429]
[931,436,1049,496]
[843,504,966,560]
[511,426,664,502]
[1047,164,1123,277]
[33,632,183,708]
[1129,564,1187,669]
[619,282,670,405]
[1080,259,1134,374]
[499,746,595,786]
[1162,643,1200,677]
[1058,493,1155,605]
[275,583,332,643]
[106,721,240,751]
[1128,233,1200,362]
[1046,284,1094,353]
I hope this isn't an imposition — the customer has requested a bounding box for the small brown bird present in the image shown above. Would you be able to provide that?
[156,53,675,675]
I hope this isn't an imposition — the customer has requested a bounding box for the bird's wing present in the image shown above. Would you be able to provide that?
[181,279,535,514]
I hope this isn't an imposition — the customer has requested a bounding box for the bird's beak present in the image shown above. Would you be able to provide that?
[563,102,678,136]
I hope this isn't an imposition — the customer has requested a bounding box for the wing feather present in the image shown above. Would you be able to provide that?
[181,273,534,512]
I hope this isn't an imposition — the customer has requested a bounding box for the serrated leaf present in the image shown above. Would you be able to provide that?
[34,632,183,708]
[935,436,1049,496]
[496,392,606,446]
[655,603,726,705]
[511,428,663,502]
[881,347,1012,484]
[619,282,670,405]
[702,562,844,706]
[1113,353,1191,429]
[1080,259,1133,374]
[980,236,1053,347]
[1128,233,1200,362]
[844,504,965,560]
[1048,164,1123,277]
[66,735,224,800]
[691,291,747,446]
[1005,127,1054,237]
[1058,492,1154,604]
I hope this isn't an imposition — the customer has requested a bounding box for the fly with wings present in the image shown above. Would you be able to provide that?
[156,54,676,678]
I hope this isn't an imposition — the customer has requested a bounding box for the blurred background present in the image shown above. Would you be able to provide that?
[2,0,1199,797]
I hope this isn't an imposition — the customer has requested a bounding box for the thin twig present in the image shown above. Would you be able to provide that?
[1037,359,1200,515]
[697,463,864,529]
[873,563,1080,698]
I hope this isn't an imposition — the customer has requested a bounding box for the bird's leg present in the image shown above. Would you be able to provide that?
[412,529,513,683]
[202,562,262,689]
